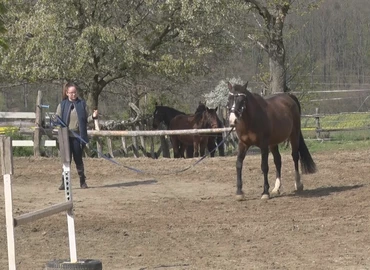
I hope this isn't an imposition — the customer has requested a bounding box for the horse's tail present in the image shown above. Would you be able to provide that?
[289,93,317,174]
[289,93,301,114]
[298,131,317,174]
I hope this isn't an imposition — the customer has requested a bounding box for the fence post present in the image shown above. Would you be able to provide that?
[58,127,78,262]
[315,107,321,139]
[34,90,42,156]
[1,136,16,270]
[94,119,102,158]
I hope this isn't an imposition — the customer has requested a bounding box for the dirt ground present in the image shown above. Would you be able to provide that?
[1,148,370,270]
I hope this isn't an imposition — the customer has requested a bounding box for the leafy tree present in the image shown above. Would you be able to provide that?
[1,0,234,111]
[242,0,321,94]
[204,77,244,108]
[0,2,8,50]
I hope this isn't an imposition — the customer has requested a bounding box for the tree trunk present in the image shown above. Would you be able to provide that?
[85,78,105,112]
[245,0,290,94]
[269,43,286,94]
[267,5,288,94]
[86,89,99,112]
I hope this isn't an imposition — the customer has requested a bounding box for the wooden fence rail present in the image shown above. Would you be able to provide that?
[3,94,370,158]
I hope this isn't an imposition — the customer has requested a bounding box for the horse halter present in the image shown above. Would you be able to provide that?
[228,92,247,117]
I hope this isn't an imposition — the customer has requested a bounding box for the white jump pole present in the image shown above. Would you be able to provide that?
[58,127,78,262]
[1,136,16,270]
[1,129,79,269]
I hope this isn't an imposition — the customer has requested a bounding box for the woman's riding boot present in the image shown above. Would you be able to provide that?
[79,176,88,189]
[77,164,88,188]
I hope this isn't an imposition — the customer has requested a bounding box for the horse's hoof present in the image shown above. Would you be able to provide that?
[235,194,245,201]
[271,189,280,197]
[261,194,270,200]
[295,183,304,192]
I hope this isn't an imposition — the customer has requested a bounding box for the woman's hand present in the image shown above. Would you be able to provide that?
[93,110,98,118]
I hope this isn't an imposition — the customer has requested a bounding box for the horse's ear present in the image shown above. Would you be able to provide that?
[244,82,249,89]
[215,106,218,112]
[227,82,233,91]
[155,102,158,106]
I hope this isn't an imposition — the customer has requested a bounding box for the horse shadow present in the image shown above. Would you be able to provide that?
[288,184,364,198]
[94,179,157,189]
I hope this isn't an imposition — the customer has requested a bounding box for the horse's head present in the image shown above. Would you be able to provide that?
[227,82,248,127]
[195,102,207,114]
[202,107,219,129]
[152,106,165,129]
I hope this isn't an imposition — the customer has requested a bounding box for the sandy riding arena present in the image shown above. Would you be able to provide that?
[1,148,370,269]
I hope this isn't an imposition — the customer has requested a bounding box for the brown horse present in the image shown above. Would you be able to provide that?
[195,102,225,157]
[152,104,194,158]
[169,107,219,158]
[227,82,317,201]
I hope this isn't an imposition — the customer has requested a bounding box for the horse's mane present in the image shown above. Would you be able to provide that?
[195,103,207,114]
[194,110,204,123]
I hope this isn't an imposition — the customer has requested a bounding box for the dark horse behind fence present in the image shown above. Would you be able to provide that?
[169,107,219,158]
[152,104,185,130]
[152,104,194,158]
[227,82,317,201]
[195,102,225,157]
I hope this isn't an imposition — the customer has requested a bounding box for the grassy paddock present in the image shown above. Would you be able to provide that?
[281,129,370,154]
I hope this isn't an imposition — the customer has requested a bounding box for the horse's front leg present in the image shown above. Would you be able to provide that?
[199,138,208,156]
[235,142,249,201]
[260,147,270,200]
[207,136,216,157]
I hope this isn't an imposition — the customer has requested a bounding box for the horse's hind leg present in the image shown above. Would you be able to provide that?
[186,145,193,158]
[171,136,181,158]
[291,136,303,192]
[179,143,186,158]
[270,145,282,196]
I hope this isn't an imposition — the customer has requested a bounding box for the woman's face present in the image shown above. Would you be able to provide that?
[66,86,78,101]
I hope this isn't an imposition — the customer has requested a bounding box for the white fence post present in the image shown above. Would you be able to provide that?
[1,131,79,269]
[58,127,78,262]
[1,136,16,270]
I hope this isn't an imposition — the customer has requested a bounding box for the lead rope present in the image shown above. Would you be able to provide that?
[42,106,234,175]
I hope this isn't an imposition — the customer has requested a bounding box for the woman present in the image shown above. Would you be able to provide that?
[55,82,98,190]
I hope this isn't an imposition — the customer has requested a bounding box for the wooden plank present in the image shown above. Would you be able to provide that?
[58,127,71,164]
[106,137,113,158]
[34,90,43,156]
[0,136,13,175]
[12,140,56,147]
[4,174,16,270]
[0,121,34,127]
[12,141,33,147]
[88,127,233,137]
[1,138,16,269]
[0,112,36,119]
[94,118,102,158]
[14,201,73,227]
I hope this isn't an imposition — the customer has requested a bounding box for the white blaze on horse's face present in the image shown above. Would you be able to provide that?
[229,99,237,126]
[228,92,246,127]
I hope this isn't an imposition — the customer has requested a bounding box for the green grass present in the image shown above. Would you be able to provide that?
[302,112,370,130]
[301,139,370,153]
